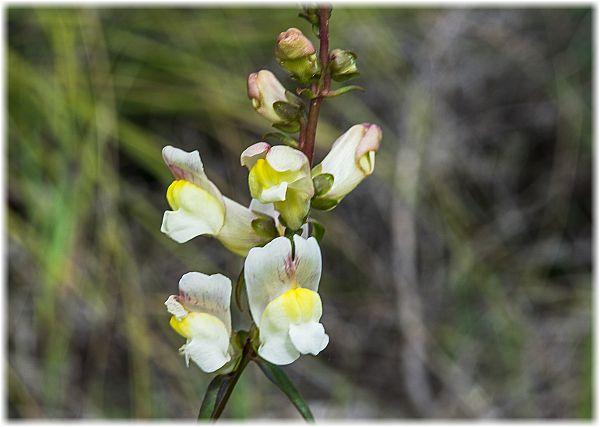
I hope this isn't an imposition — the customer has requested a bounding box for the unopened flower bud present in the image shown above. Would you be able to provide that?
[276,28,320,83]
[329,49,359,82]
[247,70,302,131]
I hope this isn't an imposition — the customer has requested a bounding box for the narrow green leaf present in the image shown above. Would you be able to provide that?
[324,85,364,97]
[255,359,315,422]
[198,374,228,420]
[312,173,334,196]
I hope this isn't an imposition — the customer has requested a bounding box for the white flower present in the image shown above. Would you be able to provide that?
[165,272,233,373]
[244,235,329,365]
[241,143,314,230]
[161,145,271,256]
[311,123,382,210]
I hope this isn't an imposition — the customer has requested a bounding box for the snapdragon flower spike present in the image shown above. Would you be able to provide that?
[241,143,314,231]
[165,272,233,373]
[161,145,270,256]
[245,235,329,365]
[247,70,303,132]
[311,123,382,211]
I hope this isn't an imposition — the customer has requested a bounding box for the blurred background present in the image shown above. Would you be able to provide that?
[7,7,592,419]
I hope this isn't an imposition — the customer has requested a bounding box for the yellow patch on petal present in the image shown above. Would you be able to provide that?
[266,287,321,325]
[170,314,192,339]
[249,159,297,200]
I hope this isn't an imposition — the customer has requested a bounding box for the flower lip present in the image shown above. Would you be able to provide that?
[355,123,382,160]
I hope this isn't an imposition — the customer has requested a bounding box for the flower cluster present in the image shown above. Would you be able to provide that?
[161,21,382,374]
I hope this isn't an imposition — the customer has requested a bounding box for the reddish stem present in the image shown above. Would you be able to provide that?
[300,6,331,165]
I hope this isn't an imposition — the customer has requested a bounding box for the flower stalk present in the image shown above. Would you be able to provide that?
[300,6,332,165]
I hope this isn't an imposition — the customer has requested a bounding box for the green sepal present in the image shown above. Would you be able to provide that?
[273,101,302,122]
[297,87,318,99]
[312,173,334,197]
[272,120,301,133]
[311,197,338,211]
[324,85,364,97]
[263,132,299,148]
[331,72,361,82]
[251,217,278,239]
[308,219,326,242]
[254,358,315,422]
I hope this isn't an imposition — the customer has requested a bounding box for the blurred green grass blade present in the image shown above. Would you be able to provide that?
[255,359,314,422]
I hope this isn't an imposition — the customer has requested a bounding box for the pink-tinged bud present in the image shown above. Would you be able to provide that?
[276,28,316,60]
[247,72,260,101]
[355,123,382,160]
[275,28,320,83]
[311,123,383,209]
[246,70,289,123]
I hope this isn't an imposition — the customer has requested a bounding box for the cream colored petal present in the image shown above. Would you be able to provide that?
[165,295,187,321]
[292,235,322,291]
[178,272,232,333]
[161,210,218,243]
[289,322,329,356]
[266,145,307,173]
[162,146,223,203]
[217,197,270,256]
[244,237,295,325]
[258,331,300,365]
[258,288,326,363]
[250,199,278,219]
[175,313,231,372]
[260,182,288,202]
[240,142,270,170]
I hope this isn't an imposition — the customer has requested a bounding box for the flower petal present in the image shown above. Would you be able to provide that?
[289,322,329,356]
[266,145,307,173]
[165,295,187,321]
[178,272,232,333]
[170,312,231,372]
[292,235,322,291]
[162,146,223,203]
[244,237,295,325]
[258,288,326,364]
[241,142,270,170]
[261,182,288,202]
[217,197,270,256]
[161,210,219,243]
[161,180,225,243]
